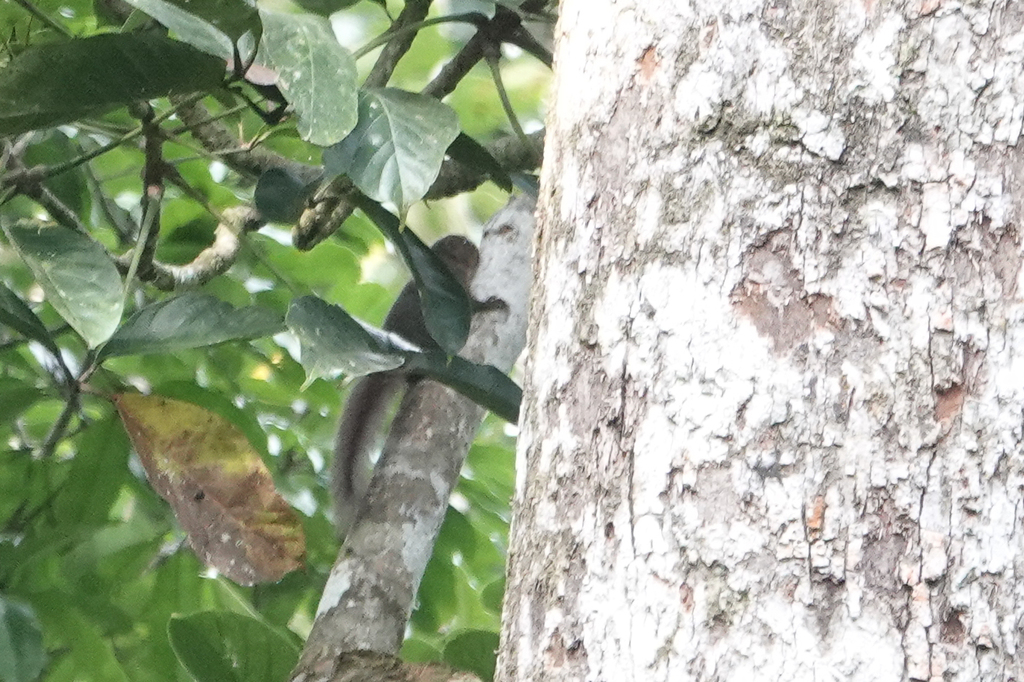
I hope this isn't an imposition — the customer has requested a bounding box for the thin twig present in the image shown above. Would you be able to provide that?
[0,325,72,353]
[169,95,319,183]
[137,102,164,272]
[37,364,86,462]
[13,0,73,37]
[364,0,432,88]
[115,206,263,290]
[353,12,484,60]
[485,47,542,166]
[423,7,526,99]
[505,24,553,67]
[0,96,203,188]
[83,164,136,245]
[122,185,161,310]
[25,183,90,233]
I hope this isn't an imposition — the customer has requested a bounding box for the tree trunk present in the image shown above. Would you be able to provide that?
[499,1,1024,680]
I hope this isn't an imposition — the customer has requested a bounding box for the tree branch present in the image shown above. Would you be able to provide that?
[364,0,432,89]
[116,206,264,290]
[505,23,553,68]
[423,6,529,99]
[292,195,536,677]
[164,7,546,253]
[169,96,321,184]
[294,129,543,250]
[425,129,544,200]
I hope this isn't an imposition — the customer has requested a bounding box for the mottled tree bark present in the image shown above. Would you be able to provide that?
[500,1,1024,681]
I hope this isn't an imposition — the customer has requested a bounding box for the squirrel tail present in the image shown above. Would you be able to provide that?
[331,372,405,539]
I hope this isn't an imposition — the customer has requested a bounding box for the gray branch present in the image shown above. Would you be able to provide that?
[291,194,536,677]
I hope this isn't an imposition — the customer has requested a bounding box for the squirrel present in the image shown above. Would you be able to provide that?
[331,235,480,538]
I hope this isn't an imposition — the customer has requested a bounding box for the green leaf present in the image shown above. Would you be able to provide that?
[434,508,479,563]
[62,515,165,583]
[3,222,123,347]
[120,0,260,59]
[0,595,46,682]
[286,295,405,385]
[510,172,541,197]
[168,611,298,682]
[410,354,521,424]
[259,10,358,146]
[0,283,58,352]
[152,381,270,459]
[412,556,457,633]
[443,629,499,682]
[356,199,472,354]
[402,242,473,355]
[324,88,460,208]
[287,293,518,419]
[399,637,442,664]
[464,443,515,503]
[292,0,362,15]
[54,415,131,529]
[98,294,284,360]
[0,33,226,136]
[22,130,91,219]
[480,578,505,614]
[254,168,317,224]
[0,378,45,425]
[446,133,513,192]
[30,596,130,682]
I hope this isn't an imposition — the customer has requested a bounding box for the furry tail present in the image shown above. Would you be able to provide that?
[331,372,405,538]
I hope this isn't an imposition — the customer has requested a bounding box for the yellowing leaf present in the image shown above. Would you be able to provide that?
[113,393,305,585]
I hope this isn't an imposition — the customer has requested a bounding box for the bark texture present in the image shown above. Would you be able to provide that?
[500,1,1024,681]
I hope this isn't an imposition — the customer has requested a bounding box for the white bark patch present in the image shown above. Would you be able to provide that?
[316,567,353,617]
[848,14,904,104]
[503,1,1024,680]
[920,182,953,249]
[793,108,847,160]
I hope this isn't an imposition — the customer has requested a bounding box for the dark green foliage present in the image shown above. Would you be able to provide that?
[168,612,299,682]
[99,294,285,360]
[0,33,225,136]
[447,133,514,192]
[324,89,459,208]
[0,595,47,682]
